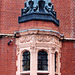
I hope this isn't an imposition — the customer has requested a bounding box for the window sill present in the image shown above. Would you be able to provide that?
[37,71,49,74]
[20,71,30,74]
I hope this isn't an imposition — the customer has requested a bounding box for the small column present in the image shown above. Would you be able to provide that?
[52,53,55,75]
[49,50,55,75]
[30,47,37,75]
[58,53,61,75]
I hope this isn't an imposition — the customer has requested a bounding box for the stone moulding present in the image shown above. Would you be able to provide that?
[0,34,14,38]
[15,29,64,40]
[18,12,59,26]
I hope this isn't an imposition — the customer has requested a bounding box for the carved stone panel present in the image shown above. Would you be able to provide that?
[19,35,32,43]
[35,35,53,42]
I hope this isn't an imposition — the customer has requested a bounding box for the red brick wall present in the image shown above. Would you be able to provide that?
[73,0,75,37]
[19,21,59,31]
[0,0,2,33]
[61,41,75,75]
[52,0,74,38]
[0,0,74,37]
[0,37,16,75]
[0,0,25,34]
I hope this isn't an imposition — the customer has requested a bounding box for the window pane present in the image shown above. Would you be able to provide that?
[22,51,30,71]
[38,50,48,70]
[42,65,48,70]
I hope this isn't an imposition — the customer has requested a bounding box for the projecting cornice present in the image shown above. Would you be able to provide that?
[15,29,64,39]
[0,33,14,38]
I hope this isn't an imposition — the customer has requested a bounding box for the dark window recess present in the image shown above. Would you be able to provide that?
[55,52,58,72]
[22,51,30,71]
[55,53,57,72]
[38,50,48,70]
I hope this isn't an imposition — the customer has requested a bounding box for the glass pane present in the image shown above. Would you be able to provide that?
[23,61,27,65]
[42,65,48,70]
[43,60,47,64]
[38,55,42,59]
[23,65,27,71]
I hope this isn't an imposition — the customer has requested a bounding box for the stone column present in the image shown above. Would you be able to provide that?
[49,52,55,75]
[52,52,55,75]
[58,53,61,75]
[30,47,37,75]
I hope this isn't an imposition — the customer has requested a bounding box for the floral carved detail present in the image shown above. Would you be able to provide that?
[36,35,53,42]
[20,36,32,43]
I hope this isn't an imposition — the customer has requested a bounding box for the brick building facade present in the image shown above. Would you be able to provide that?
[0,0,75,75]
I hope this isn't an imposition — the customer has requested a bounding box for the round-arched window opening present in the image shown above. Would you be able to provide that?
[38,50,48,70]
[22,51,30,71]
[55,52,58,72]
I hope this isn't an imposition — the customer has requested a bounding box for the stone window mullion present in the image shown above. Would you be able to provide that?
[30,47,37,75]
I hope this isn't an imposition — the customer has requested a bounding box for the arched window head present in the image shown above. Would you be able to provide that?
[22,51,30,71]
[38,50,48,70]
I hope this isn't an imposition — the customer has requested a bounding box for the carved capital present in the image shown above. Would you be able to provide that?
[51,47,56,54]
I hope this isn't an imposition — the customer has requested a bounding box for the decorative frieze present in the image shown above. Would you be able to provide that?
[19,35,32,43]
[36,35,53,42]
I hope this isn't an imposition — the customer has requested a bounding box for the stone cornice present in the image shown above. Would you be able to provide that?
[0,31,75,41]
[0,33,14,38]
[15,29,64,40]
[62,38,75,41]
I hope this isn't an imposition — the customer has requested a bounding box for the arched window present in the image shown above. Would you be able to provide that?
[55,52,58,73]
[22,51,30,71]
[38,50,48,70]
